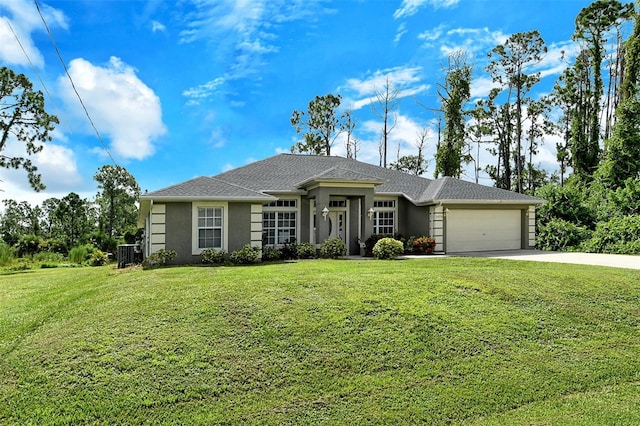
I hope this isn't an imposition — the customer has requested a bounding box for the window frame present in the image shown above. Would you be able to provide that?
[262,198,299,247]
[373,198,397,236]
[191,202,228,254]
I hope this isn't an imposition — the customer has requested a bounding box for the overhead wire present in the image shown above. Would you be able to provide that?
[4,17,72,138]
[32,0,117,166]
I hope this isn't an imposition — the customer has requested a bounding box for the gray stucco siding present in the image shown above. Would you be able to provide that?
[227,202,252,252]
[164,202,196,264]
[398,198,429,238]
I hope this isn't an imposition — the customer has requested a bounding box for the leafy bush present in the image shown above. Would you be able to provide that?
[372,237,405,259]
[261,247,282,262]
[89,231,118,254]
[69,246,90,264]
[280,242,299,260]
[580,215,640,254]
[536,182,596,228]
[320,238,347,259]
[143,249,177,269]
[297,242,317,259]
[229,244,261,265]
[536,218,591,251]
[45,238,68,255]
[34,251,64,263]
[364,234,386,257]
[411,236,436,254]
[202,248,227,265]
[89,250,108,266]
[0,242,14,266]
[15,234,43,258]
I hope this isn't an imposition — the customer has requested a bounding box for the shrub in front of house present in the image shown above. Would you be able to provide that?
[297,242,317,259]
[364,234,386,256]
[261,247,282,262]
[320,238,347,259]
[229,244,261,265]
[372,237,405,259]
[412,236,436,254]
[202,248,227,265]
[143,249,177,269]
[580,215,640,254]
[280,242,299,260]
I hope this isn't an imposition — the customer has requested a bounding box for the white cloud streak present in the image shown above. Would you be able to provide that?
[394,0,460,19]
[340,66,429,111]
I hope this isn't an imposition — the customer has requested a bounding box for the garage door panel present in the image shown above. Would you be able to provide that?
[447,209,521,252]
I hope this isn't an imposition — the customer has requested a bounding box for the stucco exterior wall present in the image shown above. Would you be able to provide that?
[164,202,194,264]
[228,202,252,252]
[398,198,429,238]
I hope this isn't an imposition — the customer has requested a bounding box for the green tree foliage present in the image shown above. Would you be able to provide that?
[486,30,547,192]
[290,94,343,155]
[597,98,640,187]
[0,67,59,191]
[94,165,141,238]
[0,199,38,245]
[435,50,472,178]
[55,193,93,249]
[572,0,634,181]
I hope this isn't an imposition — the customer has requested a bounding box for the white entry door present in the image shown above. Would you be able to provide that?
[328,211,346,242]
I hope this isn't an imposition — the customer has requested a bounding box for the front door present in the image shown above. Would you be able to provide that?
[328,211,345,242]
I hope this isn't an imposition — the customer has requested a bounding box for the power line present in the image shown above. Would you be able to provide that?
[32,0,117,166]
[4,17,71,137]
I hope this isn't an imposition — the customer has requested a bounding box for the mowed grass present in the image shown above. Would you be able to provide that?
[1,258,639,425]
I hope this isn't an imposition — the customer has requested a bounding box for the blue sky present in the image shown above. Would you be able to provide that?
[0,0,600,207]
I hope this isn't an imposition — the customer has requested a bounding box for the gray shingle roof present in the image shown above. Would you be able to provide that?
[142,154,544,205]
[143,176,275,201]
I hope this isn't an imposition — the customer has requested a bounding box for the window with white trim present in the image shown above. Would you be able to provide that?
[373,199,396,235]
[263,199,297,246]
[197,207,223,249]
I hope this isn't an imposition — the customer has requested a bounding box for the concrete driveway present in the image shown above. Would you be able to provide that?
[454,250,640,270]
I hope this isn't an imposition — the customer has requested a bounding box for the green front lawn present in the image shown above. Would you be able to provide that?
[1,258,639,424]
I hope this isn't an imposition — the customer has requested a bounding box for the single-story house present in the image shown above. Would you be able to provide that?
[137,153,544,264]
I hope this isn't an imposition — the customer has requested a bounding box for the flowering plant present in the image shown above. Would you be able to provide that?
[412,236,436,254]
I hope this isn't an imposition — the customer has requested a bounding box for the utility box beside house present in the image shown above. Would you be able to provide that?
[117,244,141,268]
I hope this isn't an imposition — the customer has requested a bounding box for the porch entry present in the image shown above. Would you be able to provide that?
[310,199,351,252]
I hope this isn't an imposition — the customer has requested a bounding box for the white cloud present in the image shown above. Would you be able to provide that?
[0,0,67,67]
[440,27,508,57]
[183,77,226,102]
[0,141,84,206]
[151,20,166,32]
[340,66,429,111]
[394,23,407,43]
[394,0,460,19]
[57,56,167,160]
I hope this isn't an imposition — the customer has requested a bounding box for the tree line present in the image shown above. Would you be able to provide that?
[0,165,140,257]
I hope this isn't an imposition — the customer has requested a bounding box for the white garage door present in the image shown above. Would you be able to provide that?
[446,209,521,253]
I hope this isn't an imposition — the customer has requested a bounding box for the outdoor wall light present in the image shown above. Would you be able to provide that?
[322,206,330,221]
[367,207,375,220]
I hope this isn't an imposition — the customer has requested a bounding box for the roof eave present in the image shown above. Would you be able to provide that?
[416,198,546,206]
[139,195,277,203]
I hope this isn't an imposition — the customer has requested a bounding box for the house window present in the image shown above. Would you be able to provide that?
[263,199,298,246]
[373,199,396,235]
[197,207,223,249]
